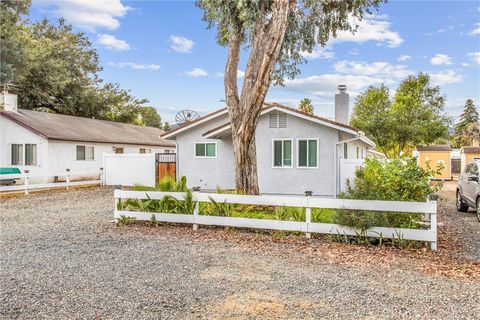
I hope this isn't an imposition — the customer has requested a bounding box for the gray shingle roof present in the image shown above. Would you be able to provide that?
[461,146,480,154]
[1,109,174,147]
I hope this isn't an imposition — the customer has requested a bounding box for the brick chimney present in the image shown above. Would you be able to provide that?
[335,85,349,124]
[0,91,18,112]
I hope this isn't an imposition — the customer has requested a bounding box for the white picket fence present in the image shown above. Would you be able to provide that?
[0,170,103,194]
[114,190,438,251]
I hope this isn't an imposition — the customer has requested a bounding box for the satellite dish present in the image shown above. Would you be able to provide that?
[175,109,200,125]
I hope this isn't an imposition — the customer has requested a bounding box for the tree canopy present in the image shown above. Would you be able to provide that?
[0,1,162,128]
[351,73,451,158]
[453,99,479,147]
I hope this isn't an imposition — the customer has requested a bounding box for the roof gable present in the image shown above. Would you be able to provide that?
[162,103,362,139]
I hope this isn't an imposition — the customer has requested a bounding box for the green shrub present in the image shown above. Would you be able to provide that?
[334,157,438,230]
[157,176,176,191]
[341,157,439,202]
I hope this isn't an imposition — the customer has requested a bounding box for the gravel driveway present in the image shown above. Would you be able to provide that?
[1,186,479,319]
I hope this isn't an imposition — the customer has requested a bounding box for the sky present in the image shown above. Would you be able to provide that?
[30,0,480,124]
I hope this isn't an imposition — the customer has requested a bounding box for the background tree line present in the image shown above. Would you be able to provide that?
[0,0,165,129]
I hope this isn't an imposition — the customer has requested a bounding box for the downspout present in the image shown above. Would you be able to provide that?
[333,135,364,198]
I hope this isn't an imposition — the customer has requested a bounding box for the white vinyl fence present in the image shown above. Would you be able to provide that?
[103,153,156,187]
[0,170,102,194]
[114,190,438,251]
[339,158,365,192]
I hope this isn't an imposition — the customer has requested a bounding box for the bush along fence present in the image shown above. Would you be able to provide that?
[114,189,438,251]
[0,169,103,194]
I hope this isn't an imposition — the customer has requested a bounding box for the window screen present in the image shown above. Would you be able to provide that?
[11,144,23,165]
[298,139,318,167]
[25,144,37,166]
[195,143,216,157]
[273,140,292,167]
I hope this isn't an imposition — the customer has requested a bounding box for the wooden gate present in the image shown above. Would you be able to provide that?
[156,153,176,182]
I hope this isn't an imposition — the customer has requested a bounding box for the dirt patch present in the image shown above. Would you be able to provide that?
[207,291,328,320]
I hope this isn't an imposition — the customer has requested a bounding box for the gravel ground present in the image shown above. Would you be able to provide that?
[1,186,479,319]
[438,181,480,261]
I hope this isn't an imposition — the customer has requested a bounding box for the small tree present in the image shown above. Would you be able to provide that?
[162,122,171,132]
[351,74,451,157]
[299,98,314,114]
[139,107,162,128]
[453,99,479,147]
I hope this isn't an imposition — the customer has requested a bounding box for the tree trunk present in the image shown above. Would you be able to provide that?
[224,0,291,194]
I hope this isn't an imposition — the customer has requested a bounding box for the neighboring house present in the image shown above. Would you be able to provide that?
[460,146,480,172]
[162,85,375,196]
[0,93,175,181]
[414,145,452,180]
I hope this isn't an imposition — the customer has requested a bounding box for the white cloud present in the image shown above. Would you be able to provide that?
[398,55,411,62]
[430,54,453,65]
[301,46,335,60]
[429,70,464,85]
[108,62,160,70]
[468,52,480,64]
[184,68,208,77]
[333,60,412,79]
[469,23,480,36]
[285,74,385,97]
[215,70,245,78]
[330,14,403,48]
[349,48,360,56]
[169,35,194,53]
[425,25,456,36]
[461,62,470,67]
[97,34,130,51]
[37,0,130,31]
[285,60,413,98]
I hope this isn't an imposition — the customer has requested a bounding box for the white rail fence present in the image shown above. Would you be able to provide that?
[114,190,438,251]
[0,169,103,194]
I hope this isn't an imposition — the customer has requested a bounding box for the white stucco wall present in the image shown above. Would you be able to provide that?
[176,113,235,190]
[1,116,175,182]
[255,112,339,196]
[0,116,49,177]
[173,110,369,196]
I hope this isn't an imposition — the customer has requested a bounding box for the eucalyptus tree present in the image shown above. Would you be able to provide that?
[197,0,384,194]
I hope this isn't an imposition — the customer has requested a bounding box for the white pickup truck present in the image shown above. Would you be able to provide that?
[456,160,480,222]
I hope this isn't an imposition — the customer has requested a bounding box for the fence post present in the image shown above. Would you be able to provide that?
[24,169,30,195]
[305,191,313,239]
[99,167,104,186]
[428,195,438,251]
[65,168,70,190]
[192,186,200,231]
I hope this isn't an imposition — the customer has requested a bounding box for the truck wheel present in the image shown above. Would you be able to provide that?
[456,190,468,212]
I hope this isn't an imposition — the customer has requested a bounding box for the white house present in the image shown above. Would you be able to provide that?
[162,85,376,196]
[0,93,175,182]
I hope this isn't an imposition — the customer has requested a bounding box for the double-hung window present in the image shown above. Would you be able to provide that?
[11,144,23,165]
[195,142,216,158]
[76,145,94,160]
[273,139,292,167]
[25,144,37,165]
[298,139,318,168]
